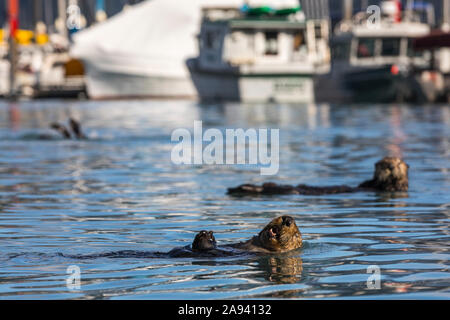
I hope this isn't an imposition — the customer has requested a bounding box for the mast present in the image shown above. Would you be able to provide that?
[57,0,68,38]
[96,0,107,22]
[343,0,353,21]
[8,0,19,98]
[33,0,42,29]
[444,0,450,31]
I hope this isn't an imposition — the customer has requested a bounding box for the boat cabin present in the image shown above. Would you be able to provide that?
[331,24,431,69]
[331,1,432,70]
[196,7,330,74]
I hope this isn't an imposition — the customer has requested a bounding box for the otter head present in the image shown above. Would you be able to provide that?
[372,157,409,192]
[257,216,302,253]
[192,230,217,252]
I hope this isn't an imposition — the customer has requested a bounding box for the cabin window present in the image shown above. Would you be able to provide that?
[293,31,306,51]
[264,32,278,55]
[407,38,424,58]
[357,38,375,58]
[381,38,401,56]
[314,26,322,39]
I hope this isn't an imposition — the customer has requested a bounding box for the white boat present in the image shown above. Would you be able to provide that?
[0,39,10,96]
[0,60,9,96]
[187,6,330,103]
[70,0,300,100]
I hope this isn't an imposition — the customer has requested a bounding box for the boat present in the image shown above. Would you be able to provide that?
[0,0,86,100]
[187,5,330,102]
[70,0,301,100]
[414,29,450,102]
[315,0,436,103]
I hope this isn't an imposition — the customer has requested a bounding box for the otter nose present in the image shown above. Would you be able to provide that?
[282,216,293,227]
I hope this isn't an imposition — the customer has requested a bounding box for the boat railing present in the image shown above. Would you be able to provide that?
[201,6,304,23]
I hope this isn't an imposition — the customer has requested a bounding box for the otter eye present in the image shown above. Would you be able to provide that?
[282,216,292,227]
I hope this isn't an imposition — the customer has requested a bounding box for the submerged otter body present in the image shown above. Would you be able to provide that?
[228,157,409,196]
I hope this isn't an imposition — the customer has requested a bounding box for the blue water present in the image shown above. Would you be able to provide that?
[0,100,449,299]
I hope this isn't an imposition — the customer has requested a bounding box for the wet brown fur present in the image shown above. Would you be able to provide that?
[229,216,303,253]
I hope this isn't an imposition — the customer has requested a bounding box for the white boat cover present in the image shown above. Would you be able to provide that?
[71,0,299,78]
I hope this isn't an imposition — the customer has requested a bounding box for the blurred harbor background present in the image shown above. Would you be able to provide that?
[0,0,449,102]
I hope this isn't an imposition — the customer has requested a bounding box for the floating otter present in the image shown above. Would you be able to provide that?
[49,118,86,140]
[169,215,302,257]
[60,216,303,260]
[357,157,409,192]
[227,157,409,196]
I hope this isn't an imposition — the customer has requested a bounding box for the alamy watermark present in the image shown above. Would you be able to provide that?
[171,121,279,175]
[366,265,381,290]
[367,5,381,29]
[66,265,81,291]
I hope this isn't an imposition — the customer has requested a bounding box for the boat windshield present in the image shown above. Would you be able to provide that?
[407,38,425,58]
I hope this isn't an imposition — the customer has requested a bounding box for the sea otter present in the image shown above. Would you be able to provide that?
[227,157,409,196]
[169,215,303,257]
[49,118,86,140]
[227,216,302,253]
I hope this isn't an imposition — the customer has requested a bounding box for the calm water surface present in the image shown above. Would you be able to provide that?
[0,100,449,299]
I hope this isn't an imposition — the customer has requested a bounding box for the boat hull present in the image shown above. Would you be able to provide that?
[0,60,10,96]
[188,63,316,103]
[83,63,198,100]
[315,65,435,103]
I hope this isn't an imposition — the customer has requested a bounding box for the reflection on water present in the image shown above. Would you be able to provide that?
[0,99,449,299]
